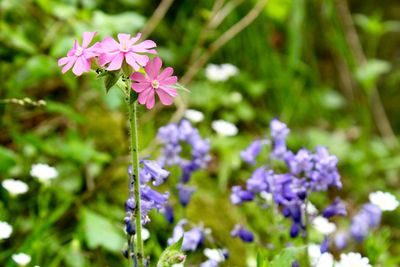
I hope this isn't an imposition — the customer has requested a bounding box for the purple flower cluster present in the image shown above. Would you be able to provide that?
[158,120,211,183]
[158,120,210,209]
[230,119,344,239]
[124,161,170,235]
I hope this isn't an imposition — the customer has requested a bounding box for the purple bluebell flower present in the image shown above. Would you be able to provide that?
[323,197,347,218]
[320,237,329,253]
[164,205,174,224]
[141,160,170,186]
[287,148,313,175]
[290,223,300,238]
[246,168,269,193]
[231,224,254,242]
[230,186,254,205]
[200,260,219,267]
[270,119,290,140]
[334,232,348,250]
[168,220,204,251]
[350,203,382,242]
[240,140,263,165]
[177,184,196,207]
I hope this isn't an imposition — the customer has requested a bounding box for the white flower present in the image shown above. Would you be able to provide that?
[305,202,318,216]
[308,244,335,267]
[0,221,13,240]
[369,191,399,211]
[134,228,150,242]
[30,163,58,184]
[2,179,28,196]
[336,252,371,267]
[12,253,31,266]
[312,216,336,235]
[211,120,238,136]
[184,109,204,123]
[205,63,238,82]
[316,253,334,267]
[260,192,273,204]
[204,248,225,263]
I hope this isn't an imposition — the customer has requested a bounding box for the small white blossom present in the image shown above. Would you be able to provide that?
[308,244,335,267]
[369,191,399,211]
[30,163,58,184]
[205,63,238,82]
[336,252,371,267]
[204,248,225,263]
[2,179,28,195]
[230,92,243,103]
[141,228,150,241]
[312,216,336,235]
[0,221,13,240]
[184,109,204,123]
[260,192,273,204]
[305,202,318,215]
[211,120,238,136]
[12,253,31,266]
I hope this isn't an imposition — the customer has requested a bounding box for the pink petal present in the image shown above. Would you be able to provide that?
[100,37,120,52]
[72,56,90,76]
[130,53,149,68]
[128,32,142,46]
[58,57,69,66]
[61,57,76,73]
[131,40,157,53]
[98,52,117,66]
[67,47,76,57]
[73,40,79,50]
[145,57,162,79]
[146,91,155,109]
[138,87,153,105]
[82,32,96,48]
[156,89,174,105]
[161,76,178,86]
[159,86,178,97]
[158,67,174,81]
[131,83,150,93]
[117,33,131,44]
[130,72,148,83]
[125,53,141,70]
[106,53,124,71]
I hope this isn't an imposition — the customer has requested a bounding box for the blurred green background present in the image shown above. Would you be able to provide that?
[1,0,400,266]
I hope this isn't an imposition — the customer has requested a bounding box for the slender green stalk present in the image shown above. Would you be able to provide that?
[128,99,145,266]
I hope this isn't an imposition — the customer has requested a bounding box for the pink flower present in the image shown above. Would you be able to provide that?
[98,33,157,71]
[58,32,99,76]
[130,57,178,109]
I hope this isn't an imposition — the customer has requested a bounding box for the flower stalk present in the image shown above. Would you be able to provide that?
[127,85,145,267]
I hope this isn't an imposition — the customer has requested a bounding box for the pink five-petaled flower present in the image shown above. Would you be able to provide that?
[58,32,99,76]
[131,57,178,109]
[98,33,156,71]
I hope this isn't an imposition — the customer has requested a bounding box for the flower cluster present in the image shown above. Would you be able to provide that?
[124,160,170,235]
[58,32,178,109]
[231,119,344,239]
[157,120,210,209]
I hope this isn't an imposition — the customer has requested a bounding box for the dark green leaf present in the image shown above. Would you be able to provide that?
[104,71,121,93]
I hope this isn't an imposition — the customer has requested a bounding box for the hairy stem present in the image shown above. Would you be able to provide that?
[128,98,145,266]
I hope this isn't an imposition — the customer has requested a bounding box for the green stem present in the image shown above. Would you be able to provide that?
[128,99,145,267]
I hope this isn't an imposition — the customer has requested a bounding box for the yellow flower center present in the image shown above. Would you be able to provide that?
[75,47,83,56]
[151,80,160,89]
[120,41,130,52]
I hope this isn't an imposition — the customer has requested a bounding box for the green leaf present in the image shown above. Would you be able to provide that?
[104,71,121,93]
[157,237,185,267]
[81,208,125,253]
[257,251,269,267]
[270,247,304,267]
